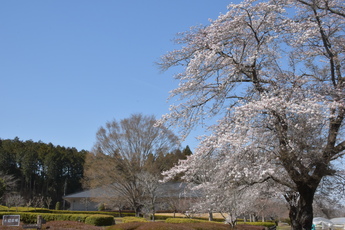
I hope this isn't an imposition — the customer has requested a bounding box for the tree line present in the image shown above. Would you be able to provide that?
[0,132,192,209]
[0,137,87,207]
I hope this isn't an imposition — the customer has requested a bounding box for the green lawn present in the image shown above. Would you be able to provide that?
[277,225,291,230]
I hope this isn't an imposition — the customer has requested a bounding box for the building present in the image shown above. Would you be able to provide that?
[63,182,198,211]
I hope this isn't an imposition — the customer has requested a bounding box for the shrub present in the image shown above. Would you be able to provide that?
[122,216,149,223]
[193,217,225,222]
[98,203,105,211]
[282,218,291,225]
[0,212,91,224]
[0,212,38,223]
[85,214,114,226]
[151,214,171,220]
[27,208,52,213]
[68,214,89,222]
[55,201,61,210]
[51,209,130,217]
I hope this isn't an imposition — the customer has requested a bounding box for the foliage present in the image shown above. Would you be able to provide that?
[55,201,61,210]
[158,0,345,229]
[85,214,114,226]
[0,137,87,206]
[0,178,6,199]
[98,203,105,211]
[122,216,149,223]
[51,209,135,217]
[23,208,51,213]
[0,211,89,223]
[34,209,134,217]
[193,217,225,223]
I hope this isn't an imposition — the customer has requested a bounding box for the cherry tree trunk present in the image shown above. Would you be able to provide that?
[208,212,214,221]
[285,188,315,230]
[135,205,142,217]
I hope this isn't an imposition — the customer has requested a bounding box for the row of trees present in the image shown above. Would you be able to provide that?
[0,137,86,206]
[0,115,192,213]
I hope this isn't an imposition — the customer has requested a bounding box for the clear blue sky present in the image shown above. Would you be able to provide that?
[0,1,233,152]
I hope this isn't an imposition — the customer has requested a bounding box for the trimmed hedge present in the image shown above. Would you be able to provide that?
[0,207,134,217]
[0,212,109,225]
[85,214,114,226]
[122,217,149,223]
[51,210,135,217]
[151,214,170,220]
[193,217,225,222]
[0,207,51,212]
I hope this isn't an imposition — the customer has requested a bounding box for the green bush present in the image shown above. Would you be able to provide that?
[0,212,90,224]
[55,201,61,210]
[51,209,131,217]
[165,217,210,224]
[98,203,105,211]
[150,214,170,220]
[193,217,225,222]
[5,208,133,218]
[68,214,89,222]
[27,208,52,213]
[122,216,148,223]
[85,214,114,226]
[282,218,291,225]
[0,212,43,223]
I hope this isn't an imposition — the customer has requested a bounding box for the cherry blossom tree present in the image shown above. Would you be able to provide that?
[158,0,345,229]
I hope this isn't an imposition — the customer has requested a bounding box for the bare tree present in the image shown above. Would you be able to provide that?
[138,172,161,221]
[0,171,17,203]
[45,197,52,209]
[26,199,32,210]
[32,196,44,209]
[84,114,180,216]
[5,194,25,211]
